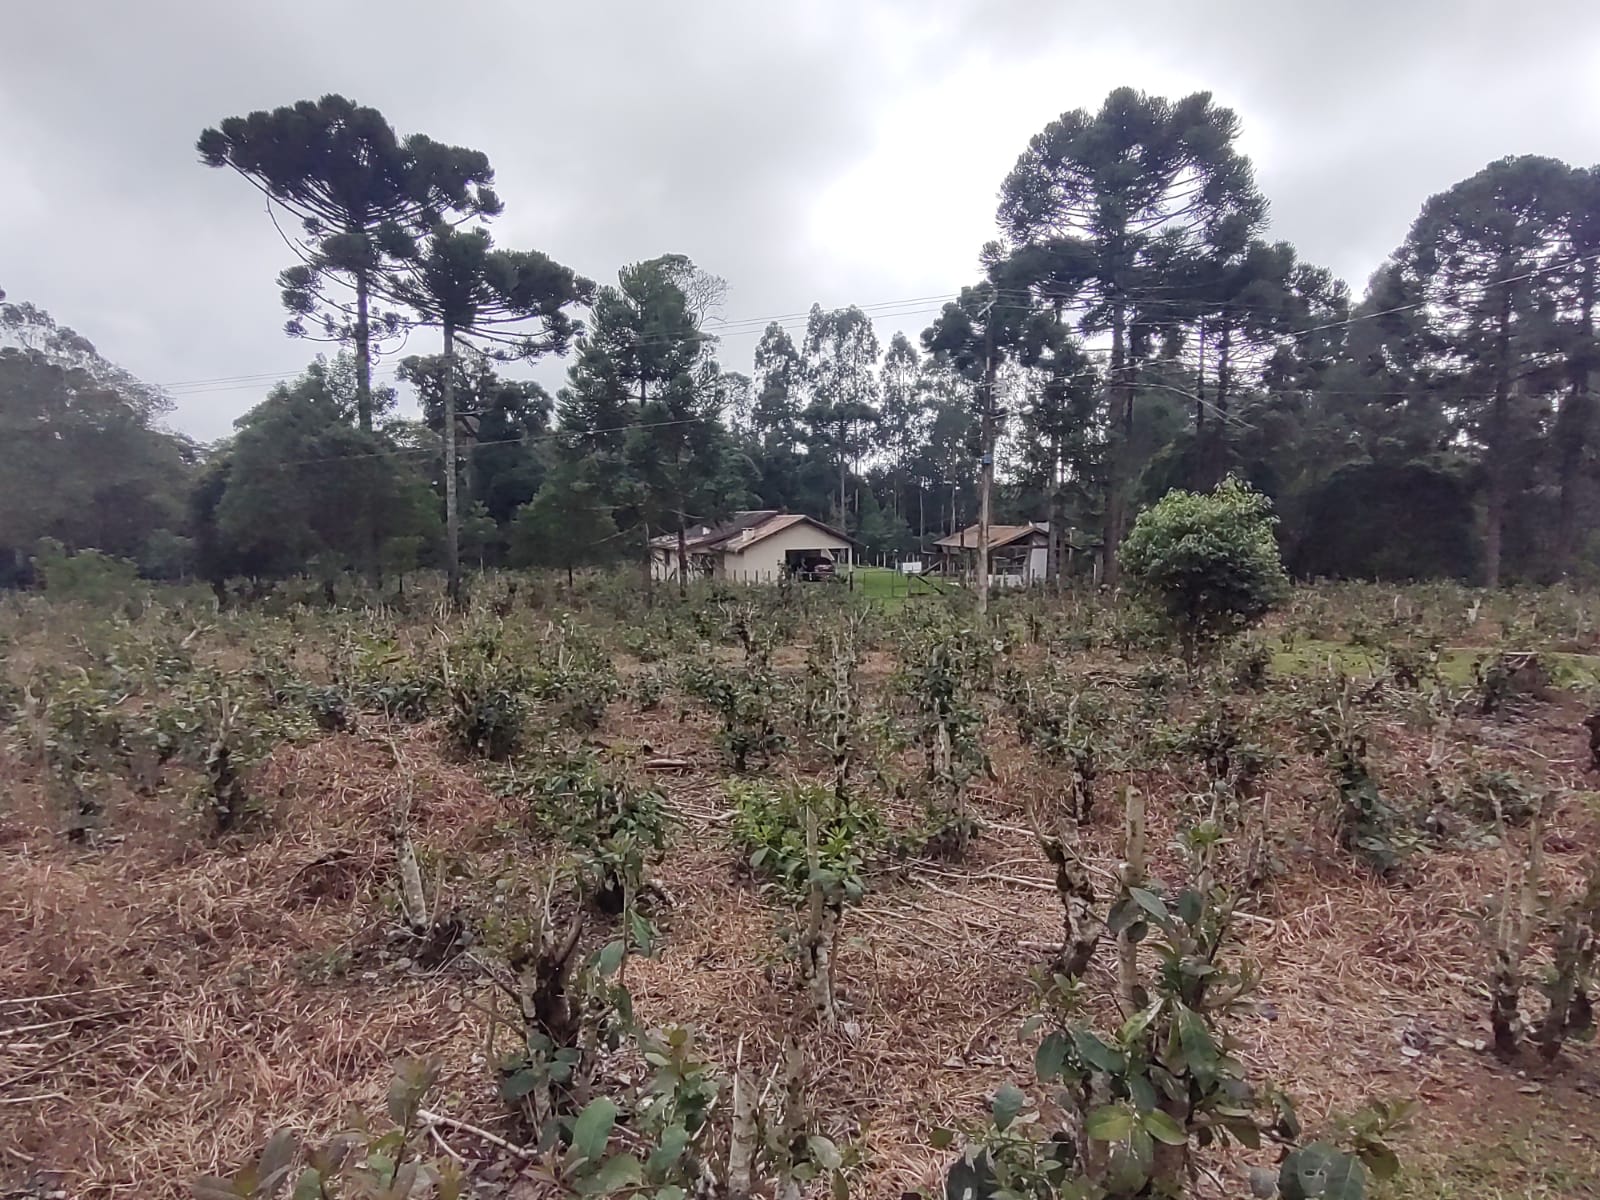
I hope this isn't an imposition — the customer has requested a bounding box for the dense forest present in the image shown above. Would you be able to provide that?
[3,88,1598,593]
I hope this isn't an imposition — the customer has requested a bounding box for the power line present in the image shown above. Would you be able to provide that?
[251,412,715,470]
[157,298,966,396]
[156,250,1600,398]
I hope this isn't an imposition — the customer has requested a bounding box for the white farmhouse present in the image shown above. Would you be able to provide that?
[649,510,860,584]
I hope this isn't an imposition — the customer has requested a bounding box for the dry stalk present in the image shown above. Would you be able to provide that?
[1532,861,1600,1060]
[1117,785,1147,1012]
[726,1037,757,1200]
[1490,788,1547,1057]
[418,1108,535,1159]
[1039,817,1103,978]
[771,1041,808,1200]
[796,809,838,1024]
[384,731,429,932]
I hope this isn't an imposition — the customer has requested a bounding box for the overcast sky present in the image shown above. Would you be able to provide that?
[3,0,1598,441]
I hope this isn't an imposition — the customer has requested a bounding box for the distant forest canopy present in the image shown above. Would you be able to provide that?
[3,88,1599,592]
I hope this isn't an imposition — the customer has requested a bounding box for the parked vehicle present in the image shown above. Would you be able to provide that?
[793,555,839,582]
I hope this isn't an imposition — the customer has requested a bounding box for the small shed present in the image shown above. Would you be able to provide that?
[933,522,1050,586]
[649,511,860,584]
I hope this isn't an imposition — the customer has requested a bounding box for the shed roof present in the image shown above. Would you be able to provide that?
[932,523,1047,551]
[649,510,862,554]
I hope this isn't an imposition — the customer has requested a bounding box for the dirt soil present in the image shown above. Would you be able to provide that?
[3,651,1599,1198]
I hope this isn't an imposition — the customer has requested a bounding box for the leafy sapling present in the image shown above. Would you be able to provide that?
[728,779,881,1024]
[1119,478,1290,669]
[192,1058,462,1200]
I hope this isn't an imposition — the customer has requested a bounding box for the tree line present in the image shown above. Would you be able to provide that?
[3,88,1597,593]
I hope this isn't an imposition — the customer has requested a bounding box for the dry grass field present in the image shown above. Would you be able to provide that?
[2,576,1598,1198]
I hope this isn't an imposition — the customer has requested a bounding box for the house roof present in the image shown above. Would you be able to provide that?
[649,510,862,554]
[932,523,1047,551]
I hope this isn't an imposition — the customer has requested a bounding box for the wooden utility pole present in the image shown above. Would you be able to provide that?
[976,309,997,615]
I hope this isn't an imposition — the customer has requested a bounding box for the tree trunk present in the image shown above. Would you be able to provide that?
[956,496,966,584]
[461,424,477,517]
[1043,826,1104,978]
[637,377,655,606]
[838,456,848,532]
[442,322,461,607]
[1102,305,1129,586]
[355,269,373,433]
[727,1070,758,1199]
[1485,282,1515,590]
[1484,475,1506,591]
[351,271,380,579]
[1492,792,1546,1057]
[1556,265,1595,574]
[1049,485,1069,588]
[1205,320,1233,490]
[1532,908,1596,1060]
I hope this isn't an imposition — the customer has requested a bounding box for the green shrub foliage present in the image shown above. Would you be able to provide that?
[1120,479,1290,663]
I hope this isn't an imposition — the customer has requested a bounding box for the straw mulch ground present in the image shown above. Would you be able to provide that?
[3,683,1599,1198]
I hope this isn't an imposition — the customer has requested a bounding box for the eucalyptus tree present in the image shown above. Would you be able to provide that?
[198,94,501,430]
[923,265,1057,610]
[388,225,590,602]
[800,304,882,527]
[878,332,929,523]
[719,371,755,439]
[998,87,1264,581]
[912,364,980,540]
[751,322,804,454]
[1012,338,1102,581]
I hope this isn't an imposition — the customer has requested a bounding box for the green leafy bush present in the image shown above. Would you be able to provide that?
[530,616,620,731]
[515,753,672,913]
[441,625,531,760]
[33,539,145,607]
[631,666,667,712]
[192,1058,460,1199]
[727,777,883,1022]
[1003,668,1107,823]
[680,657,787,772]
[726,778,882,902]
[331,630,438,722]
[893,611,991,853]
[1120,479,1290,664]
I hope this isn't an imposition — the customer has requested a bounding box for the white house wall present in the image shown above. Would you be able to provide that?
[721,522,854,583]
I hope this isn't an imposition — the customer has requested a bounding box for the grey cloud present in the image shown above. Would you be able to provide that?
[2,1,1596,439]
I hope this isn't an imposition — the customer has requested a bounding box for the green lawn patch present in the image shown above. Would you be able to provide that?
[850,566,950,605]
[1271,637,1600,690]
